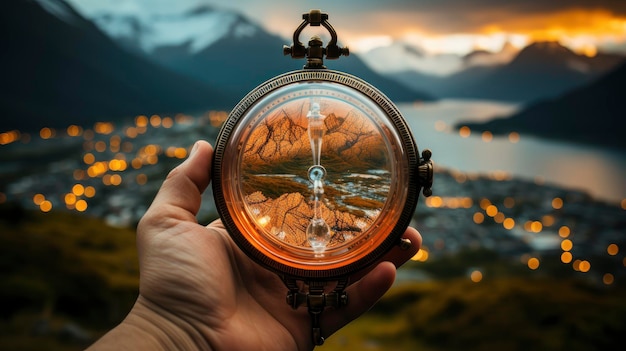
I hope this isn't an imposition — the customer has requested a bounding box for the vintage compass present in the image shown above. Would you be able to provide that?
[212,9,433,345]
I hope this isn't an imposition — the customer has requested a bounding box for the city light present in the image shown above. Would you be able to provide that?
[527,257,540,270]
[552,197,564,209]
[470,270,483,282]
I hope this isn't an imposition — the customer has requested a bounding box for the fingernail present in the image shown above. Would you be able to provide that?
[189,141,199,157]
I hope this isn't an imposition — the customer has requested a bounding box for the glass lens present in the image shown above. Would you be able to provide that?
[219,80,409,270]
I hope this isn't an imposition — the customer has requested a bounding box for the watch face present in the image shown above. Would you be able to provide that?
[213,70,420,279]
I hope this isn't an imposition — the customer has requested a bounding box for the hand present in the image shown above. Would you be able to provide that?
[88,140,422,351]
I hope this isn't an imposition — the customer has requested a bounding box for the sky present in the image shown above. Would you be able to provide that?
[65,0,626,56]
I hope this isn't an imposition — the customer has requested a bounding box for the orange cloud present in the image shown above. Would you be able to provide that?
[478,9,626,55]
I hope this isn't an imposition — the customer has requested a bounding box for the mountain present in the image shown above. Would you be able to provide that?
[462,41,519,67]
[457,61,626,150]
[0,0,234,133]
[90,5,433,103]
[387,41,624,103]
[360,41,465,76]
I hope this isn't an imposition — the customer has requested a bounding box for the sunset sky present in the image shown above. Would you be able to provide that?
[66,0,626,56]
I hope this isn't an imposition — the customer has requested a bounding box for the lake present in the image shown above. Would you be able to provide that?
[399,99,626,203]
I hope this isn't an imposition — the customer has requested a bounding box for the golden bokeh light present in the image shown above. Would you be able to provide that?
[72,184,85,196]
[426,196,443,208]
[558,226,571,238]
[135,115,148,127]
[108,159,128,172]
[470,270,483,283]
[527,257,540,270]
[162,117,174,128]
[40,200,52,212]
[75,199,88,212]
[541,215,555,227]
[83,153,95,165]
[411,247,429,262]
[40,127,54,139]
[473,212,485,224]
[493,212,505,223]
[33,193,45,205]
[481,131,493,142]
[479,198,491,210]
[578,260,591,273]
[607,243,619,256]
[150,114,162,127]
[95,141,107,153]
[525,220,542,233]
[0,130,21,145]
[94,122,114,135]
[136,173,148,185]
[503,217,515,230]
[561,251,573,264]
[552,197,563,209]
[459,126,471,138]
[126,127,138,138]
[64,193,77,205]
[621,199,626,210]
[84,186,96,198]
[485,205,498,217]
[131,158,143,169]
[508,132,520,143]
[67,125,83,137]
[603,273,614,285]
[561,239,573,251]
[503,197,515,208]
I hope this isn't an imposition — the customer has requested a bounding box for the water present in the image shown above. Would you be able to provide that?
[400,99,626,203]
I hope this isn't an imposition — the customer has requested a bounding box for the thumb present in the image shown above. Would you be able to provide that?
[140,140,213,228]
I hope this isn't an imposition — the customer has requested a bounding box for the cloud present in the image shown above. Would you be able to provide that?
[65,0,626,55]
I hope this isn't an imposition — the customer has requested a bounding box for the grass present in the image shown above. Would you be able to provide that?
[2,204,625,350]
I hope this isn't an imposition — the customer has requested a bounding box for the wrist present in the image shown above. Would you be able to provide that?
[87,296,212,350]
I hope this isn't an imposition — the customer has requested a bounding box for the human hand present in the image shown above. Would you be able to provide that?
[88,140,422,351]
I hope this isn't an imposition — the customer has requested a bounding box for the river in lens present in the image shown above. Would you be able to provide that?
[398,99,626,203]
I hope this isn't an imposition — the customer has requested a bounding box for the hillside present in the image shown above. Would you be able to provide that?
[1,204,624,350]
[458,61,626,150]
[0,0,234,133]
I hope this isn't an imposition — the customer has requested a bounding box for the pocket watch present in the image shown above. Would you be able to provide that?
[212,9,433,345]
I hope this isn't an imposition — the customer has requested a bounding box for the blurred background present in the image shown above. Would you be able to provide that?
[1,0,625,350]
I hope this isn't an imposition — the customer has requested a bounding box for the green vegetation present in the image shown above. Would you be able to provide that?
[0,203,138,350]
[1,204,624,350]
[321,249,626,351]
[322,277,626,351]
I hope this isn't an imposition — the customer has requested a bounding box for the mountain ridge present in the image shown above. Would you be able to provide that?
[1,0,235,133]
[387,41,624,103]
[457,61,626,150]
[86,4,434,103]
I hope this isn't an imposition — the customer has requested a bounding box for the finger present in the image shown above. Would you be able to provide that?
[349,226,422,283]
[139,141,213,228]
[380,226,422,268]
[321,261,397,337]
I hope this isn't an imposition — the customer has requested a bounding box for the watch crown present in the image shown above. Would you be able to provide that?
[418,149,434,197]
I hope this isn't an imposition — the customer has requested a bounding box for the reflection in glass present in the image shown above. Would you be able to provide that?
[240,92,392,254]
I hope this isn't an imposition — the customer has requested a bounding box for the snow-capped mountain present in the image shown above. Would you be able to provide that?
[360,41,465,76]
[93,4,258,55]
[359,40,520,76]
[34,0,85,27]
[86,4,433,102]
[463,41,519,67]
